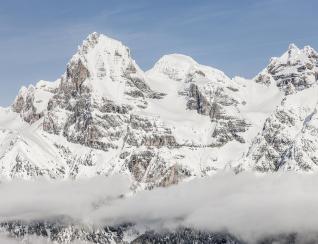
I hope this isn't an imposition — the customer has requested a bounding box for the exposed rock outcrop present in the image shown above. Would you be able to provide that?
[255,44,318,94]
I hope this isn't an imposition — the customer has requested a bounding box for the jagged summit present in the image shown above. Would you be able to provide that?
[47,32,160,129]
[73,32,130,59]
[288,43,299,50]
[68,32,134,81]
[268,43,318,67]
[285,43,318,57]
[255,44,318,94]
[12,79,59,123]
[282,43,317,63]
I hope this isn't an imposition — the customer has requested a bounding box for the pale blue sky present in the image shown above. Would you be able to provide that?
[0,0,317,106]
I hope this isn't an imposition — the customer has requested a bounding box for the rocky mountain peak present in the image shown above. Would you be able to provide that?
[303,45,318,58]
[53,32,155,111]
[288,43,299,51]
[255,44,318,94]
[74,32,131,60]
[12,32,149,125]
[12,80,59,123]
[67,32,141,89]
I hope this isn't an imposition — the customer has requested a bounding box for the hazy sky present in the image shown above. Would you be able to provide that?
[0,0,317,106]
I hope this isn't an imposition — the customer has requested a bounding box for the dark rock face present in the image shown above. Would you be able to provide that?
[12,86,44,124]
[187,83,213,116]
[12,95,25,113]
[125,150,190,188]
[43,111,60,134]
[187,83,249,146]
[142,134,177,148]
[157,164,192,188]
[43,56,101,149]
[66,59,90,93]
[125,114,178,149]
[99,99,132,114]
[127,150,155,182]
[187,83,238,117]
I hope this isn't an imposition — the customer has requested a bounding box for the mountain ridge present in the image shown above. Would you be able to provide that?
[1,32,317,187]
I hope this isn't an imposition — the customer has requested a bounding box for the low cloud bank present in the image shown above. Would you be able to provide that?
[0,175,130,222]
[94,172,318,240]
[1,172,318,241]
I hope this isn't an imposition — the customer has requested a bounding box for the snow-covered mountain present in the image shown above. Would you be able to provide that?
[1,32,318,187]
[237,44,318,172]
[255,43,318,94]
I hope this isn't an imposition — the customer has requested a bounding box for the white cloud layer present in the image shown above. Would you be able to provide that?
[0,175,130,222]
[1,172,318,242]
